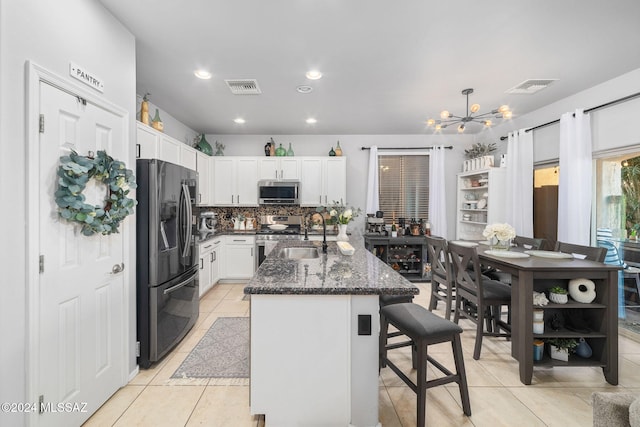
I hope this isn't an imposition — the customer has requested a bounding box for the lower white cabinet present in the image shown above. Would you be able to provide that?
[222,235,255,279]
[198,238,222,298]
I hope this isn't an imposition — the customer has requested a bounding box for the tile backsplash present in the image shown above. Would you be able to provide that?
[194,205,324,229]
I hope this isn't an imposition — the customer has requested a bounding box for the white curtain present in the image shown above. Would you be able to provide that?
[506,129,534,236]
[558,109,592,245]
[428,146,447,238]
[365,146,379,214]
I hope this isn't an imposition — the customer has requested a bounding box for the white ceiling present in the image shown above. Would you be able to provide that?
[99,0,640,135]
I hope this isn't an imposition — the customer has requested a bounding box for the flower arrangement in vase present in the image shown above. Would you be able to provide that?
[482,223,516,250]
[320,200,362,241]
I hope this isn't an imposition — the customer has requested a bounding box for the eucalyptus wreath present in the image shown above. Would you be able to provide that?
[55,150,137,236]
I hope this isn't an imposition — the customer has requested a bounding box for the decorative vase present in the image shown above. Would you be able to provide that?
[287,143,294,156]
[140,96,150,125]
[275,143,286,156]
[151,108,163,132]
[334,141,342,156]
[337,224,349,241]
[196,134,213,156]
[264,142,271,156]
[575,337,592,358]
[489,236,511,251]
[329,147,336,156]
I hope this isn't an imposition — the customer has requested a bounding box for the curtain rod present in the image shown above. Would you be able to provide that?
[360,146,453,150]
[499,91,640,140]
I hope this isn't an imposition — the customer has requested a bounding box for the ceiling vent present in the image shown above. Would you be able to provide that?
[506,79,557,95]
[225,79,261,95]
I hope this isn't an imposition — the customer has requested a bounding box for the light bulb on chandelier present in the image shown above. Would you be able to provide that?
[426,88,512,132]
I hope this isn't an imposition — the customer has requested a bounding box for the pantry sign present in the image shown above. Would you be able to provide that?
[69,62,104,93]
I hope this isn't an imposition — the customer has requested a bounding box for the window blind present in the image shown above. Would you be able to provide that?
[378,155,429,223]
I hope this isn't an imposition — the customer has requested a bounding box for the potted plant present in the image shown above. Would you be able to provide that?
[548,286,569,304]
[546,338,578,361]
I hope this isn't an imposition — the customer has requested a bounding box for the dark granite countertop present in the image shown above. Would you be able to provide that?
[244,239,420,296]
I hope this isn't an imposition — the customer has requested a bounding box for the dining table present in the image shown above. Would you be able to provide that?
[472,242,622,385]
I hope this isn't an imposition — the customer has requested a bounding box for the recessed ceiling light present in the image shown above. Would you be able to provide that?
[305,70,323,80]
[194,69,212,80]
[296,85,313,94]
[306,118,317,124]
[234,118,246,124]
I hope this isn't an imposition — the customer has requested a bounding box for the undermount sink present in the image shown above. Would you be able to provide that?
[280,247,320,259]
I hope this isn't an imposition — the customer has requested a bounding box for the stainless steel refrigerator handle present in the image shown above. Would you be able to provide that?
[181,183,193,258]
[163,275,194,295]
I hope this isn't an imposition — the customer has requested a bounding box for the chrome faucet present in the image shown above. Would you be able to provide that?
[304,212,327,253]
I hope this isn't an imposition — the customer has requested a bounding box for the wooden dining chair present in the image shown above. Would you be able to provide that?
[513,235,546,250]
[554,241,607,262]
[426,236,455,320]
[448,242,512,360]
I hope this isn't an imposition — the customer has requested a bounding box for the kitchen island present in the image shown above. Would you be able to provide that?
[244,239,418,427]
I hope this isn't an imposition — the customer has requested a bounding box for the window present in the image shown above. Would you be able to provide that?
[378,155,429,223]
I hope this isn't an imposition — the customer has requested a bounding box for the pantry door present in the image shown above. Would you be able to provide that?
[36,80,127,426]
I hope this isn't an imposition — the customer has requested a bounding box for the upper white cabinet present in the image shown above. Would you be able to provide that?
[258,157,300,180]
[135,122,196,170]
[180,144,198,171]
[196,151,212,205]
[299,157,347,206]
[136,123,159,159]
[158,135,181,165]
[212,157,259,206]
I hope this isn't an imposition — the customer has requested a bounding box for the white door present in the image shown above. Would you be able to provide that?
[236,158,259,206]
[38,82,126,426]
[325,158,347,204]
[213,157,235,205]
[300,158,324,206]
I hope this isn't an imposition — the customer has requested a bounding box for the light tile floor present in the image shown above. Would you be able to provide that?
[84,282,640,427]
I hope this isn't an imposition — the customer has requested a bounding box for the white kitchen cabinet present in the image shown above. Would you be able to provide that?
[198,238,222,297]
[299,157,347,206]
[456,167,507,240]
[180,144,198,171]
[196,151,212,205]
[136,122,159,159]
[159,135,181,165]
[212,157,259,206]
[198,241,213,298]
[222,235,255,280]
[258,157,300,180]
[135,122,196,170]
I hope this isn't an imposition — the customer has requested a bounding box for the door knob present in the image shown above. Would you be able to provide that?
[111,263,125,274]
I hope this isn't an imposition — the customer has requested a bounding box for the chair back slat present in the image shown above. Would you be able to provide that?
[448,242,483,305]
[513,236,545,250]
[426,236,452,286]
[554,241,607,262]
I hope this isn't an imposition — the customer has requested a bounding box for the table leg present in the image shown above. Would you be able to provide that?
[517,271,534,385]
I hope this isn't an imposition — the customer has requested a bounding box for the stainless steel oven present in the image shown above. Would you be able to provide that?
[255,215,302,269]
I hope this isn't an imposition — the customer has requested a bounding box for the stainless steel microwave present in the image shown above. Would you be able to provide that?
[258,180,300,205]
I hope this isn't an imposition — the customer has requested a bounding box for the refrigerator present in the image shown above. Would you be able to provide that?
[136,159,199,368]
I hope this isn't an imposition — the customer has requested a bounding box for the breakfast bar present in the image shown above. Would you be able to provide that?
[244,239,418,427]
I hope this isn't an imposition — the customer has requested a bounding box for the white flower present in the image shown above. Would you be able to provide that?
[343,209,352,219]
[482,223,516,241]
[330,209,337,217]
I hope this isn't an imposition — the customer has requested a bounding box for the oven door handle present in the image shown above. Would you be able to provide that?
[163,275,194,295]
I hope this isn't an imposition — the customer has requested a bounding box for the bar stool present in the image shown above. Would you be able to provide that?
[379,302,471,426]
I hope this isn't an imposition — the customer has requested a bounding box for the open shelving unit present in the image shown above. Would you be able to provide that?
[364,235,429,282]
[456,167,508,240]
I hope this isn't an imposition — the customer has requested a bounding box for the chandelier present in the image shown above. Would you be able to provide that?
[426,88,512,133]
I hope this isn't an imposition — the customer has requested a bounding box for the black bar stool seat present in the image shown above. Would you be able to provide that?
[379,303,471,426]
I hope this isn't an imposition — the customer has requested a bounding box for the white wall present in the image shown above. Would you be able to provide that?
[208,134,473,239]
[484,68,640,163]
[0,1,136,425]
[136,94,200,146]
